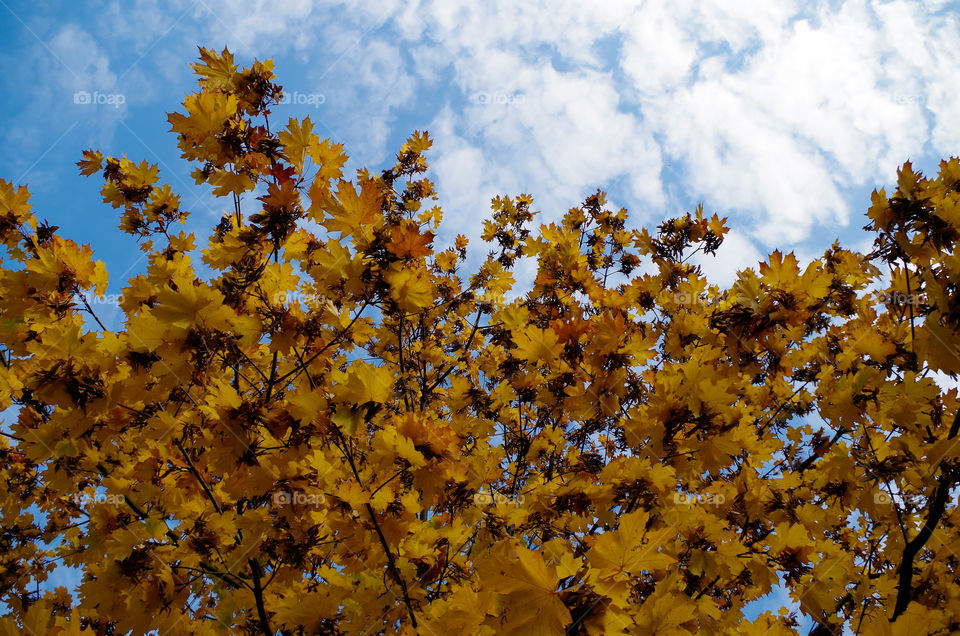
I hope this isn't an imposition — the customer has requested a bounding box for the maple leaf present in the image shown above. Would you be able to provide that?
[388,221,434,259]
[312,138,347,184]
[319,178,381,242]
[586,511,674,575]
[278,117,320,172]
[191,46,238,91]
[151,283,232,329]
[209,169,255,197]
[477,542,572,635]
[513,324,562,366]
[167,92,240,163]
[384,262,433,312]
[0,179,33,221]
[917,318,960,374]
[402,130,432,154]
[759,250,800,289]
[76,149,104,176]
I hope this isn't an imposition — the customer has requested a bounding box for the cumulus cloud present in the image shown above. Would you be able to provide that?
[365,0,955,260]
[696,229,765,287]
[617,0,954,249]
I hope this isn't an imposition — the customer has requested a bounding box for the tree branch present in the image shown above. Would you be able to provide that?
[249,557,274,635]
[892,407,960,620]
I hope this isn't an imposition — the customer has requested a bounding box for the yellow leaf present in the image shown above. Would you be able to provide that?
[332,405,363,436]
[191,46,238,91]
[77,149,103,176]
[587,511,674,574]
[385,262,433,312]
[279,117,320,172]
[320,178,381,241]
[208,169,255,197]
[513,325,561,366]
[477,542,571,636]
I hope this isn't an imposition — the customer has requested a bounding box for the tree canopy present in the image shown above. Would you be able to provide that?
[1,47,959,635]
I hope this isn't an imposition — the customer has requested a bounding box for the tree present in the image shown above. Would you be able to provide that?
[1,46,958,636]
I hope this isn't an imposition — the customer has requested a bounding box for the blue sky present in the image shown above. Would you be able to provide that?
[2,0,959,628]
[2,0,959,300]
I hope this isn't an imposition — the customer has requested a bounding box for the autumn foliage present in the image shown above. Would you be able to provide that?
[1,47,960,635]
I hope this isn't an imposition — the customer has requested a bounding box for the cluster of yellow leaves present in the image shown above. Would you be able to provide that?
[0,46,959,636]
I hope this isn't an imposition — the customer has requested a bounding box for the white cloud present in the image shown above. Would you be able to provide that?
[204,0,319,52]
[613,0,954,248]
[395,0,957,254]
[620,3,698,93]
[0,22,129,177]
[871,2,960,155]
[416,27,665,237]
[429,108,502,242]
[309,37,416,166]
[696,229,764,287]
[49,25,117,91]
